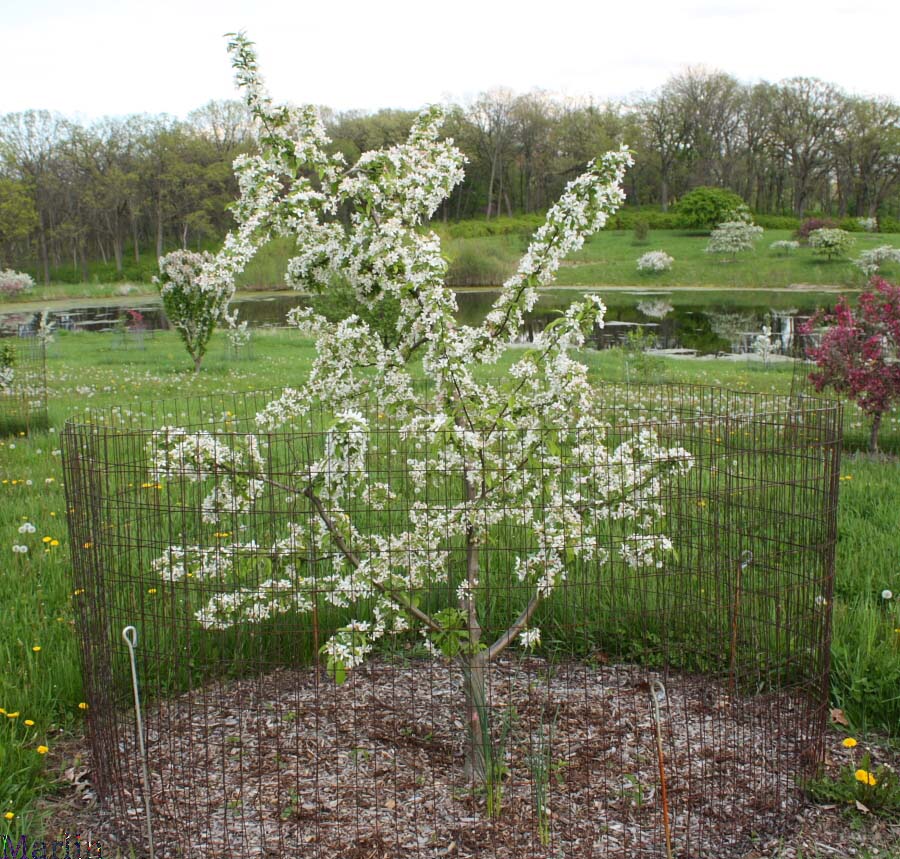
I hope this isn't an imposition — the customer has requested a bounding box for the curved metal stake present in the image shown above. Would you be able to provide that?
[650,680,673,859]
[122,625,155,858]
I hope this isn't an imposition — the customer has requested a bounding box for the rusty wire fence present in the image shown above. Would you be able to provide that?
[0,334,47,436]
[63,384,841,859]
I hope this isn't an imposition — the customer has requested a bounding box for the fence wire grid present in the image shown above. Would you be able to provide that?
[63,384,842,859]
[0,334,47,436]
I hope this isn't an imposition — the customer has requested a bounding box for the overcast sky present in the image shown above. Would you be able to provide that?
[3,0,898,120]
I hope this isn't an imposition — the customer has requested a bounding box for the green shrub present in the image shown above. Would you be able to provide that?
[754,214,800,230]
[674,187,749,232]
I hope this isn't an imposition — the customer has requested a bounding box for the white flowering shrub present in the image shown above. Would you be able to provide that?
[857,217,877,233]
[636,250,673,273]
[752,325,776,366]
[705,221,764,260]
[225,309,252,352]
[149,34,693,795]
[770,240,799,255]
[0,342,13,394]
[808,228,854,261]
[36,310,55,346]
[853,245,900,277]
[0,270,35,297]
[155,251,229,372]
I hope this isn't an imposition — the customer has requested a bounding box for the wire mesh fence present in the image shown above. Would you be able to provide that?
[62,384,842,859]
[0,334,48,435]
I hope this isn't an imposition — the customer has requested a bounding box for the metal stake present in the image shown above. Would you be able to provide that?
[122,625,155,858]
[650,679,673,859]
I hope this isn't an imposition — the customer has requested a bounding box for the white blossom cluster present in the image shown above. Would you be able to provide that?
[857,217,878,232]
[0,342,14,395]
[154,250,231,370]
[752,325,776,364]
[0,269,34,296]
[149,35,693,681]
[706,221,764,258]
[769,240,799,255]
[853,245,900,276]
[636,251,674,273]
[808,228,854,259]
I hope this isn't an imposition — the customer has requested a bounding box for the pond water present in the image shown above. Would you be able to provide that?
[0,288,845,355]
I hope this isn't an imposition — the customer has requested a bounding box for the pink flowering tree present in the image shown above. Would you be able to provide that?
[803,277,900,452]
[150,34,693,806]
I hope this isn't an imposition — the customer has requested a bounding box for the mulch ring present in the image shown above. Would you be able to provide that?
[44,657,898,858]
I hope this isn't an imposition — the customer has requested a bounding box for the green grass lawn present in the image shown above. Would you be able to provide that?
[4,229,900,310]
[0,327,898,838]
[441,228,900,289]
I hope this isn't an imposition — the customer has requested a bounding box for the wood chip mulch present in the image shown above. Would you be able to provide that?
[42,658,900,858]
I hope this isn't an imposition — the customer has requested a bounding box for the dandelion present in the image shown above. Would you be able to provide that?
[78,702,89,710]
[31,646,41,653]
[883,589,894,600]
[23,719,34,727]
[36,745,48,755]
[842,737,857,748]
[6,712,19,719]
[147,588,157,595]
[17,522,35,534]
[4,812,13,820]
[854,769,877,786]
[41,536,51,544]
[83,542,92,549]
[49,539,59,547]
[12,545,28,554]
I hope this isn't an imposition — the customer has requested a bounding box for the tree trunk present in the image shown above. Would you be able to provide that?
[869,412,882,453]
[156,197,164,259]
[113,234,123,274]
[660,175,669,212]
[132,217,140,263]
[193,353,203,374]
[38,213,50,285]
[461,652,488,784]
[486,153,498,219]
[461,473,489,789]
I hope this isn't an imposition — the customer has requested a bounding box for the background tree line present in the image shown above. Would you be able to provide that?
[3,67,900,282]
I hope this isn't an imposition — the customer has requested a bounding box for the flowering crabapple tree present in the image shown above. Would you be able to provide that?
[803,278,900,452]
[636,250,673,273]
[808,228,854,261]
[0,341,14,394]
[705,220,763,261]
[154,250,232,372]
[752,325,776,366]
[150,33,693,803]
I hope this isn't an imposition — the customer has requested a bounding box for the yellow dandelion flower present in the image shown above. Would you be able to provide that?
[842,737,857,748]
[36,745,48,755]
[83,542,92,549]
[49,540,59,547]
[42,536,51,543]
[854,769,877,786]
[4,811,13,820]
[6,712,19,719]
[147,588,157,595]
[23,719,34,727]
[78,702,89,710]
[31,646,41,653]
